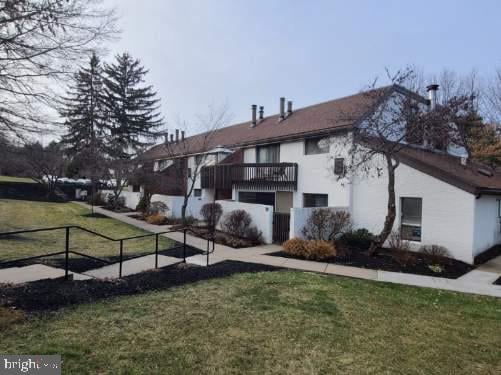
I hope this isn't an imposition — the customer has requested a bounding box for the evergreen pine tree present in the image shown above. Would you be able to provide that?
[103,52,164,158]
[61,52,107,159]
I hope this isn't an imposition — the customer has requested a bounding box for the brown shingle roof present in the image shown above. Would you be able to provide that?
[399,147,501,195]
[142,85,397,161]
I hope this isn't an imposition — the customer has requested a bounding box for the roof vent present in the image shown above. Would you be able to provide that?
[251,104,257,127]
[287,100,293,116]
[478,168,493,177]
[258,106,264,121]
[279,97,285,121]
[426,84,439,109]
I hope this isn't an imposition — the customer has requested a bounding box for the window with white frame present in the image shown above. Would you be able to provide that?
[305,136,329,155]
[303,193,328,208]
[256,144,280,163]
[400,197,422,241]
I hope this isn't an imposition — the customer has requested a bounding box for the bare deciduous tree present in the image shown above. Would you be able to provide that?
[0,0,117,140]
[340,68,474,254]
[164,105,231,225]
[24,141,66,197]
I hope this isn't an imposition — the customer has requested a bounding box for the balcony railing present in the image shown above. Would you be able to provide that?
[201,163,298,191]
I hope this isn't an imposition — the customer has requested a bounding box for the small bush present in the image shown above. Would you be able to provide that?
[283,238,308,257]
[419,245,451,265]
[340,228,374,249]
[387,231,411,252]
[302,209,351,241]
[304,240,336,260]
[148,201,169,216]
[388,232,416,266]
[145,213,167,225]
[200,203,223,228]
[283,239,335,260]
[220,210,261,242]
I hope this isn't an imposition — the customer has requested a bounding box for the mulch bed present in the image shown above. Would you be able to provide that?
[99,206,134,214]
[474,245,501,265]
[268,248,474,279]
[0,261,282,315]
[494,276,501,286]
[0,245,204,273]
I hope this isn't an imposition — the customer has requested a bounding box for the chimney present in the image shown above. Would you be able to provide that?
[426,84,439,109]
[181,130,185,141]
[170,134,174,143]
[287,100,293,116]
[279,97,285,120]
[258,106,264,121]
[251,104,257,127]
[175,129,179,143]
[164,132,169,145]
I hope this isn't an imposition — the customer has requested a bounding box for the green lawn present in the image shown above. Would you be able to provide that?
[0,199,173,262]
[0,175,36,183]
[1,271,501,374]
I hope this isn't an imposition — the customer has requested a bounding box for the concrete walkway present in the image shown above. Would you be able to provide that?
[0,264,92,284]
[85,254,182,279]
[74,202,501,298]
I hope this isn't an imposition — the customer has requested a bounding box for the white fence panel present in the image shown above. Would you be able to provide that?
[216,200,274,244]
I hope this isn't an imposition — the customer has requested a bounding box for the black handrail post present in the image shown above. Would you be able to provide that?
[155,233,159,269]
[65,226,70,280]
[206,235,210,267]
[119,239,123,278]
[183,228,187,263]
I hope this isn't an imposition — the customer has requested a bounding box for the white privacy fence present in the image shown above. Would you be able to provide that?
[290,206,350,239]
[216,200,274,244]
[150,194,207,219]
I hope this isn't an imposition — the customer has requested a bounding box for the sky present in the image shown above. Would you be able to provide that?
[100,0,501,138]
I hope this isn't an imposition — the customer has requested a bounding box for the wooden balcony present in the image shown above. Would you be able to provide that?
[201,163,298,191]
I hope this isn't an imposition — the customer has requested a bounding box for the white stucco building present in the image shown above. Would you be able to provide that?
[130,84,501,264]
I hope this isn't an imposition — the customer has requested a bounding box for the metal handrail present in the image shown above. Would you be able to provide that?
[0,224,213,278]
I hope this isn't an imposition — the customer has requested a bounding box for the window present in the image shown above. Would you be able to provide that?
[401,197,422,241]
[303,193,328,208]
[187,168,192,178]
[256,144,280,163]
[305,137,329,155]
[132,185,140,193]
[193,189,202,197]
[334,158,345,176]
[239,192,275,207]
[158,159,169,170]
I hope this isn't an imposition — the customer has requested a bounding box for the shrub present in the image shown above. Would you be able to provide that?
[419,245,451,265]
[340,228,374,250]
[387,231,411,252]
[283,238,336,260]
[145,213,167,225]
[388,232,416,266]
[221,209,262,241]
[304,240,336,260]
[200,203,223,228]
[283,238,308,257]
[148,201,168,216]
[244,226,263,245]
[302,209,351,241]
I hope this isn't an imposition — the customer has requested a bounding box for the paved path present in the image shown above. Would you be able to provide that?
[0,264,92,284]
[4,201,500,297]
[85,254,181,279]
[75,202,501,298]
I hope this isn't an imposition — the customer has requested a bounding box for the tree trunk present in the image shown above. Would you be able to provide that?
[181,196,188,227]
[369,155,398,255]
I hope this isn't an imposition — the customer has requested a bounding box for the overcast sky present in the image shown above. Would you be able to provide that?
[101,0,501,138]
